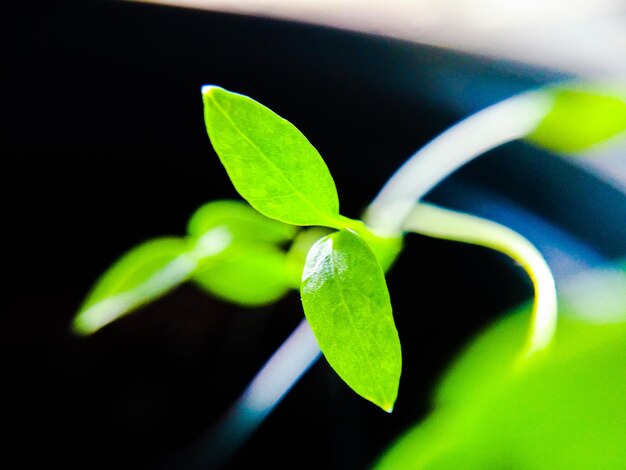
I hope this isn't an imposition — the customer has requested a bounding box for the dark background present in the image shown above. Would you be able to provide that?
[3,1,625,469]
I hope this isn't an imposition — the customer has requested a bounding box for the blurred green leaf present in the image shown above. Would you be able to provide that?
[193,245,290,306]
[202,86,341,227]
[301,229,401,412]
[187,199,296,244]
[72,238,196,335]
[374,265,626,469]
[526,85,626,153]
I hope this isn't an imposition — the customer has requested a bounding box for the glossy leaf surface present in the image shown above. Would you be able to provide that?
[202,86,341,227]
[301,229,401,411]
[284,227,333,287]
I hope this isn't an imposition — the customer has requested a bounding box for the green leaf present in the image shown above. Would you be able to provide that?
[301,229,401,412]
[72,238,196,335]
[193,245,290,306]
[187,199,297,244]
[202,86,341,227]
[526,84,626,153]
[374,264,626,469]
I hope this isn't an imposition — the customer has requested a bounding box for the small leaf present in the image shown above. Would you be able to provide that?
[187,199,297,244]
[202,86,341,227]
[72,238,196,335]
[193,245,290,306]
[301,229,401,411]
[526,85,626,153]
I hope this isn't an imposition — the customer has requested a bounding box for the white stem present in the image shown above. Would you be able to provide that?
[364,92,553,236]
[366,90,558,356]
[193,319,321,467]
[236,319,321,414]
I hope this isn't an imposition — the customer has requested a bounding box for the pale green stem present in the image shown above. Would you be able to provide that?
[405,203,557,355]
[364,90,558,355]
[364,92,554,236]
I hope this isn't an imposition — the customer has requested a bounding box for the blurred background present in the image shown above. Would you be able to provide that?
[3,1,625,468]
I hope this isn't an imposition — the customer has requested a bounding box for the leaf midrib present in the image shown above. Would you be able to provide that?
[329,237,390,405]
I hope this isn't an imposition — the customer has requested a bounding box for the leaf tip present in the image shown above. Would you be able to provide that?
[382,402,395,413]
[201,84,221,97]
[201,85,228,107]
[377,389,399,413]
[70,313,97,337]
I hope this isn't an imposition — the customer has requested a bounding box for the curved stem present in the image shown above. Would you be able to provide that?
[364,92,553,236]
[405,203,557,356]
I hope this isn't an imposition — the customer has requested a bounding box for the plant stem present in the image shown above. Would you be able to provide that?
[183,319,321,468]
[404,203,557,355]
[364,90,558,355]
[364,90,559,357]
[364,92,553,236]
[198,90,557,464]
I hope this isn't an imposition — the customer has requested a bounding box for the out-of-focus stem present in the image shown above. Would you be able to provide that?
[405,203,557,355]
[364,90,557,356]
[364,92,553,236]
[182,319,321,469]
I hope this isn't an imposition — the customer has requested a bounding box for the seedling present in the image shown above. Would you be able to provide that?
[72,82,626,464]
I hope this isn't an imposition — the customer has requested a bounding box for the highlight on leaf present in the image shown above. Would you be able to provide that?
[284,227,334,287]
[301,229,402,412]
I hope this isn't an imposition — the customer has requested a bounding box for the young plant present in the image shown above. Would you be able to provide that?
[72,81,626,464]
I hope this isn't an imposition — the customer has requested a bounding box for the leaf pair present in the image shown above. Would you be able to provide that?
[203,86,402,411]
[72,200,295,335]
